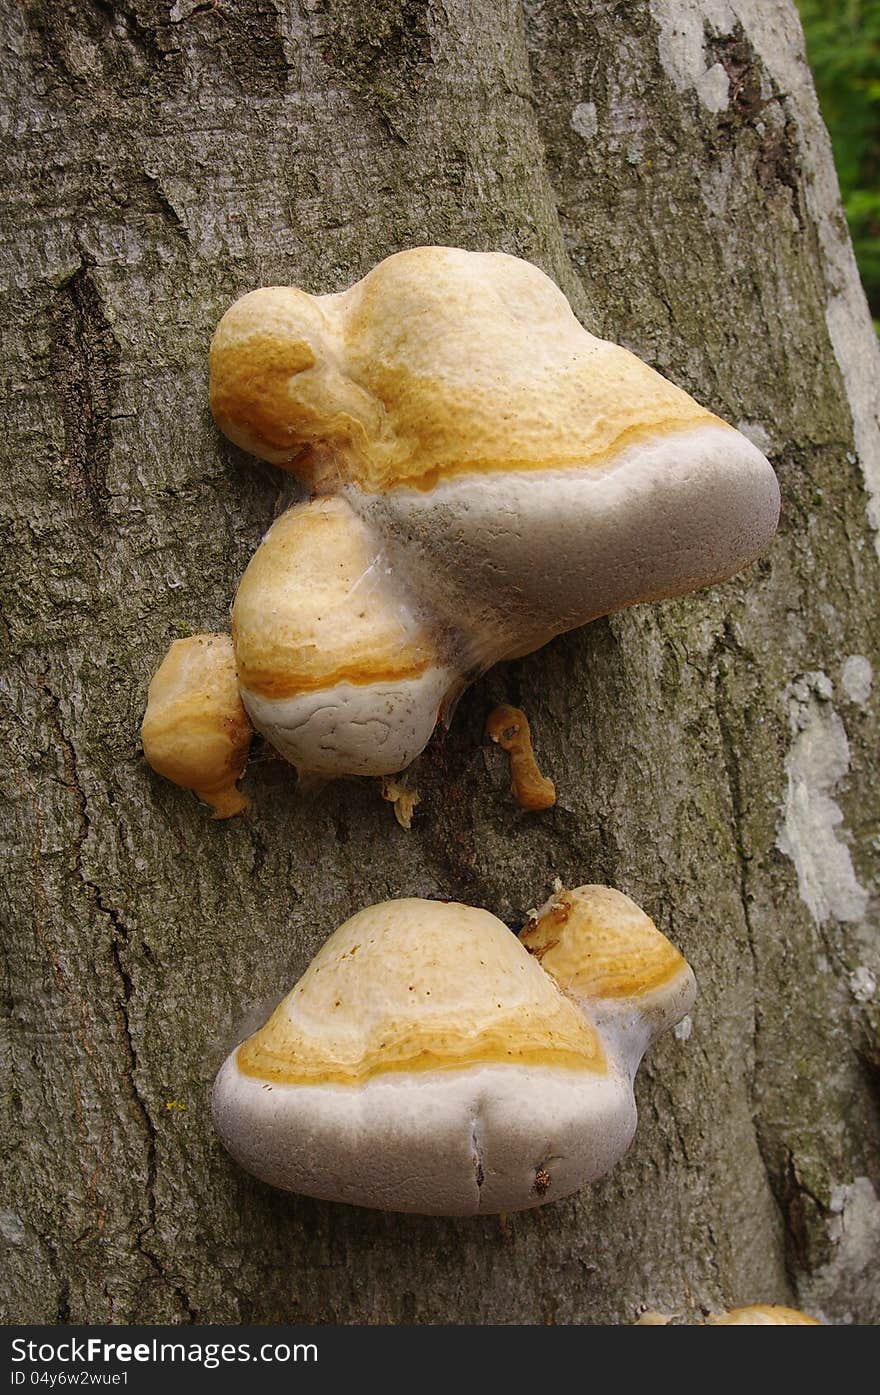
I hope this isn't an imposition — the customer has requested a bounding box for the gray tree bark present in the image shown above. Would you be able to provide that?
[2,0,879,1326]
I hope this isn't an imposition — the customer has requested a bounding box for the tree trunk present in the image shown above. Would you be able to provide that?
[2,0,879,1326]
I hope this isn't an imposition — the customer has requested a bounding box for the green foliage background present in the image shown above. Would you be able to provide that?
[798,0,880,319]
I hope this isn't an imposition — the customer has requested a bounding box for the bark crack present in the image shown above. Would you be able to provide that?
[48,266,121,523]
[710,633,796,1291]
[41,680,197,1323]
[138,171,191,243]
[41,1230,72,1325]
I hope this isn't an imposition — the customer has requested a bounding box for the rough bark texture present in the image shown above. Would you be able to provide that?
[2,0,879,1326]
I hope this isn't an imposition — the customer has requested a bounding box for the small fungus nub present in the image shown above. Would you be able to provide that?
[486,704,556,811]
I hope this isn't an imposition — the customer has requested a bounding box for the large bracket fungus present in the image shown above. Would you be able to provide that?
[143,247,780,812]
[212,884,696,1215]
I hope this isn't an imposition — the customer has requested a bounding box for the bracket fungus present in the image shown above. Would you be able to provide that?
[637,1305,820,1326]
[144,246,779,808]
[707,1306,820,1326]
[212,883,695,1214]
[141,634,252,818]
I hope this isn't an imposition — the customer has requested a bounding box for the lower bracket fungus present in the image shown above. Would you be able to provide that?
[212,883,695,1214]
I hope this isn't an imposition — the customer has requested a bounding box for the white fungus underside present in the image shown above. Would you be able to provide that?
[348,422,780,667]
[240,665,456,776]
[212,1058,638,1215]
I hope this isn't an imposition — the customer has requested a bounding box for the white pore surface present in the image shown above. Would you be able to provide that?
[349,423,780,666]
[587,964,698,1076]
[212,1057,637,1215]
[240,665,456,776]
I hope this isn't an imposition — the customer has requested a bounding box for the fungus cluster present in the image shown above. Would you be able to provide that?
[142,246,779,814]
[136,247,789,1293]
[212,884,695,1214]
